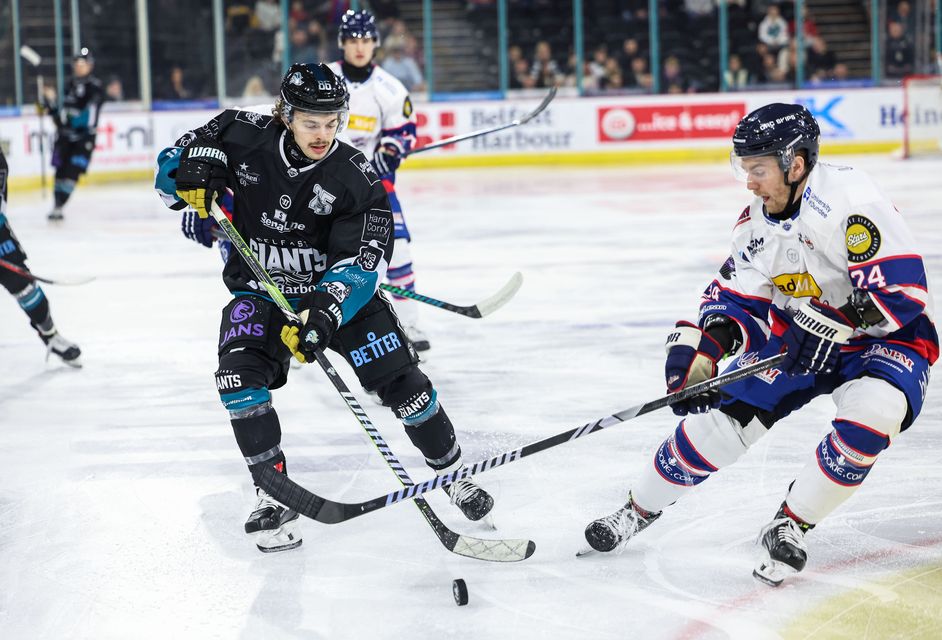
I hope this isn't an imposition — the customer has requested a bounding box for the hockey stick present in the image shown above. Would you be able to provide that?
[209,228,523,318]
[208,200,535,562]
[0,257,95,285]
[254,353,786,525]
[380,272,523,318]
[405,86,557,156]
[20,45,47,196]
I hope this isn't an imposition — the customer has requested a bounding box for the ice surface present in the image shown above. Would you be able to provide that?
[1,156,940,639]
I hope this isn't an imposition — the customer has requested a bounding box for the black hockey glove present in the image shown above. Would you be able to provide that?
[664,321,724,416]
[280,290,344,364]
[371,137,404,176]
[175,136,228,219]
[781,299,854,377]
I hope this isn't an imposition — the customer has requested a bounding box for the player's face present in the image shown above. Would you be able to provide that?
[733,155,796,214]
[72,59,92,77]
[342,37,377,67]
[289,111,342,160]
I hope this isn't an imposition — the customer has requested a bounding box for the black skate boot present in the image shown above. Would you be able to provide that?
[444,478,494,521]
[753,504,814,587]
[39,330,82,368]
[584,493,661,553]
[245,487,302,553]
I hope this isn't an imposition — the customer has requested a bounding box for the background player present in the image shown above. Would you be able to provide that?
[154,63,492,553]
[584,104,937,587]
[328,9,429,351]
[41,47,105,222]
[0,147,82,366]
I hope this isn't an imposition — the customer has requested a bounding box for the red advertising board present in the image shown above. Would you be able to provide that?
[598,103,746,142]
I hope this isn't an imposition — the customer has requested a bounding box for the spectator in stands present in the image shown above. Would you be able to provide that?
[806,37,836,78]
[587,44,611,90]
[255,0,280,32]
[776,39,798,83]
[511,57,536,89]
[724,54,751,89]
[382,37,426,92]
[626,56,653,91]
[662,55,690,93]
[758,4,790,53]
[885,21,915,78]
[289,0,309,24]
[684,0,715,25]
[241,75,268,98]
[618,0,649,23]
[602,57,624,90]
[760,51,786,84]
[831,62,851,82]
[290,26,318,64]
[105,75,124,101]
[159,64,197,101]
[530,40,562,88]
[619,37,642,77]
[790,9,820,44]
[892,1,914,35]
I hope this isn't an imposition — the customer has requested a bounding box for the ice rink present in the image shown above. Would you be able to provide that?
[2,156,941,639]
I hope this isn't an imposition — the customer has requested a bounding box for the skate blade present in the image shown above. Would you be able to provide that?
[251,521,303,553]
[575,545,597,557]
[752,558,795,587]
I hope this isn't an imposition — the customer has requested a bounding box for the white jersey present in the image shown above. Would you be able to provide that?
[328,62,416,157]
[701,162,938,361]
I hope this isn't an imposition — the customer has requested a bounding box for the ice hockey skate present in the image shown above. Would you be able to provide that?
[47,207,64,222]
[582,494,661,554]
[403,322,430,352]
[41,330,82,367]
[753,506,813,586]
[444,477,493,521]
[245,487,302,553]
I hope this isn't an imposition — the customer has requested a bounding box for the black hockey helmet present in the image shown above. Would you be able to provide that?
[73,47,94,64]
[278,63,349,130]
[731,103,820,182]
[338,9,380,47]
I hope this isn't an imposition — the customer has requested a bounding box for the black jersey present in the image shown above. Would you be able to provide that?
[155,109,394,325]
[51,75,105,141]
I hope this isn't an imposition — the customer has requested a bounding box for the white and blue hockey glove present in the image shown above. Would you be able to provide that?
[781,299,854,376]
[180,210,217,248]
[371,137,404,176]
[665,320,725,416]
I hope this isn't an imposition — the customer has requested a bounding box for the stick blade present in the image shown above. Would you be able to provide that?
[451,535,536,562]
[473,271,523,318]
[516,86,557,125]
[20,45,42,67]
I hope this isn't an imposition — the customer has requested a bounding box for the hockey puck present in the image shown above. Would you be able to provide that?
[452,578,468,606]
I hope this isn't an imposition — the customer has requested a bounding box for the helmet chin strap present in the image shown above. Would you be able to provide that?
[782,162,810,209]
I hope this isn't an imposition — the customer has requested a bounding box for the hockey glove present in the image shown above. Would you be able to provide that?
[371,137,404,176]
[665,321,725,416]
[180,210,217,248]
[781,299,854,377]
[280,290,343,364]
[174,136,228,219]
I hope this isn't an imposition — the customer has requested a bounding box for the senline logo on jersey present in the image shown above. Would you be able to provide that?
[772,272,822,298]
[261,208,306,233]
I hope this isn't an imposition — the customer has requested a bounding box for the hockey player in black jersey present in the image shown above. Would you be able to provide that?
[155,63,492,553]
[41,47,105,221]
[0,148,82,366]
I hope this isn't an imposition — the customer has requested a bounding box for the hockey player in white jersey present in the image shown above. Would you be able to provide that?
[584,103,938,586]
[328,10,429,351]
